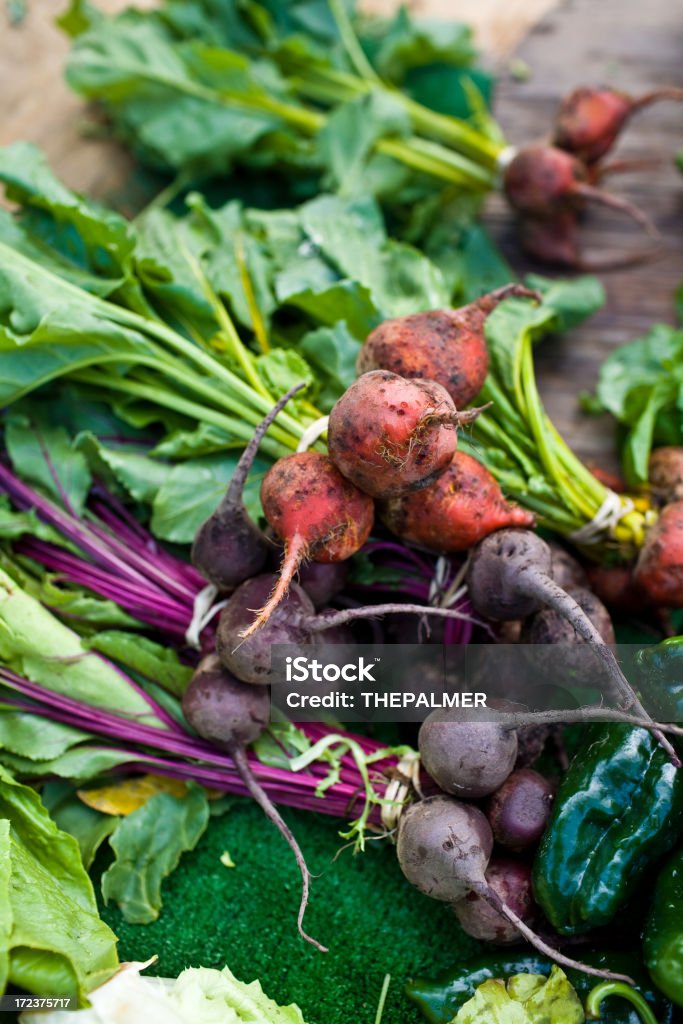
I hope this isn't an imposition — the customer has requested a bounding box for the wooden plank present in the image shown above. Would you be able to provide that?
[486,0,683,470]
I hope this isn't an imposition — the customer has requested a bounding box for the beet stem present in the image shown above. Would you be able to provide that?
[474,283,542,312]
[221,382,306,514]
[572,183,660,239]
[230,744,328,953]
[238,532,308,640]
[518,573,679,764]
[631,87,683,111]
[474,883,635,984]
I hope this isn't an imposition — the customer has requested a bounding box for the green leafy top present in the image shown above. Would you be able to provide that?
[583,323,683,487]
[0,766,118,1003]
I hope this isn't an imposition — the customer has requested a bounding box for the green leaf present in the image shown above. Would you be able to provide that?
[255,348,314,396]
[41,782,118,871]
[366,7,475,83]
[0,746,136,784]
[0,566,161,723]
[299,321,360,411]
[101,785,210,923]
[172,965,308,1024]
[84,631,192,698]
[150,453,268,543]
[75,432,172,505]
[0,765,118,1002]
[318,92,410,196]
[0,710,88,761]
[5,409,92,516]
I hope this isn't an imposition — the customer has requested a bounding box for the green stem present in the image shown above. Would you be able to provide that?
[176,233,272,399]
[327,0,381,82]
[71,369,290,459]
[585,982,657,1024]
[235,233,270,354]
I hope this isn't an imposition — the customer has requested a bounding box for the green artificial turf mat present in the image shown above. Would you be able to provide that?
[95,801,481,1023]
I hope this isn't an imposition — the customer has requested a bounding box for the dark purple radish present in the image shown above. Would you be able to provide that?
[217,575,315,685]
[554,86,683,165]
[504,145,658,238]
[297,562,349,609]
[238,452,374,640]
[486,769,554,852]
[396,795,634,982]
[649,446,683,506]
[418,711,518,799]
[181,654,325,952]
[521,584,616,688]
[453,856,535,945]
[548,542,588,590]
[328,370,485,499]
[191,383,304,590]
[356,285,539,408]
[466,529,678,763]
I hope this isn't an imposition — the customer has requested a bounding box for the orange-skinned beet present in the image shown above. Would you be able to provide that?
[380,451,535,552]
[239,451,374,638]
[328,370,481,499]
[356,285,539,408]
[635,502,683,607]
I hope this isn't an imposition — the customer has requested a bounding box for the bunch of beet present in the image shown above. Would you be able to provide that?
[395,703,632,982]
[503,85,683,267]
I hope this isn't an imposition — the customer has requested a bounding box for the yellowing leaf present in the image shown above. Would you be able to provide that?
[77,775,187,816]
[220,850,236,869]
[454,968,584,1024]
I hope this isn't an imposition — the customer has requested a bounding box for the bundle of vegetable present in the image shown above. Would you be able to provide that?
[59,0,672,266]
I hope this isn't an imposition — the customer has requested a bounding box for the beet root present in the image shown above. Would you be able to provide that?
[396,795,633,981]
[182,654,270,746]
[328,370,484,499]
[418,712,518,799]
[467,529,678,762]
[239,452,374,639]
[585,562,652,614]
[217,575,315,684]
[296,561,349,608]
[554,86,683,165]
[356,285,539,408]
[396,795,493,902]
[649,446,683,506]
[453,857,535,944]
[486,769,554,851]
[191,384,303,590]
[504,144,658,237]
[380,450,535,552]
[182,654,326,952]
[548,542,588,590]
[635,502,683,606]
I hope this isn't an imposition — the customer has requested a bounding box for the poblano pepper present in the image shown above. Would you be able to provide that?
[405,949,672,1024]
[533,725,683,936]
[643,846,683,1007]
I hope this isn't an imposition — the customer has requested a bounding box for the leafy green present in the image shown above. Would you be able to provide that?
[0,566,161,722]
[0,765,118,1002]
[0,712,88,762]
[84,631,192,698]
[42,782,118,871]
[584,323,683,486]
[21,960,310,1024]
[5,411,92,516]
[101,785,210,924]
[453,967,584,1024]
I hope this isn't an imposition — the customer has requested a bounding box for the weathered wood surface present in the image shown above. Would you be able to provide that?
[485,0,683,470]
[1,0,682,471]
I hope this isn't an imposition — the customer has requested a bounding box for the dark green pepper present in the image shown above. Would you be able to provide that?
[533,725,683,936]
[635,637,683,720]
[643,846,683,1007]
[405,949,672,1024]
